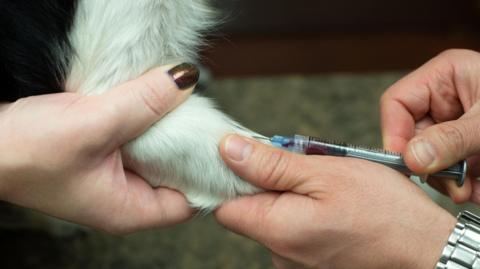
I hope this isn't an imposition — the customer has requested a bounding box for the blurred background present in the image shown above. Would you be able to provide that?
[204,0,480,76]
[2,1,480,269]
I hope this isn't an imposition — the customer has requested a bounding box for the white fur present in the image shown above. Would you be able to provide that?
[65,0,261,210]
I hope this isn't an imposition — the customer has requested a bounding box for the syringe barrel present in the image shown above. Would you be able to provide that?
[270,135,307,153]
[301,135,348,156]
[270,135,337,154]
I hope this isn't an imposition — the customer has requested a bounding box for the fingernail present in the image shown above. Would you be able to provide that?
[167,63,199,90]
[225,136,253,162]
[410,138,437,168]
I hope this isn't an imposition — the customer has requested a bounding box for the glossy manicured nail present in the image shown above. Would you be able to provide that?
[225,135,253,162]
[167,63,200,90]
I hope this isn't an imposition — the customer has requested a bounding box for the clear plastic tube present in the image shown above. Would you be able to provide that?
[270,134,467,187]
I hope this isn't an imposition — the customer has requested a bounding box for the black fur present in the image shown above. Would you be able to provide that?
[0,1,76,102]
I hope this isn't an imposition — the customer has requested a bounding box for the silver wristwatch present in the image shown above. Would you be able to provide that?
[436,211,480,269]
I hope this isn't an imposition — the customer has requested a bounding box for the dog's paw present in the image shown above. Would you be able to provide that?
[122,94,262,210]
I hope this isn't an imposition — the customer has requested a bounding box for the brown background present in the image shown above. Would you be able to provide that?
[203,0,480,76]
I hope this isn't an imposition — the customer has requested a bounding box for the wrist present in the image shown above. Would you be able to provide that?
[408,210,457,269]
[436,211,480,269]
[379,206,457,269]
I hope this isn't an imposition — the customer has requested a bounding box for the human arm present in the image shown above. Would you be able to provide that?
[215,135,456,269]
[381,49,480,203]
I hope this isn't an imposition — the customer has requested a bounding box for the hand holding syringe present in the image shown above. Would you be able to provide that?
[256,134,467,187]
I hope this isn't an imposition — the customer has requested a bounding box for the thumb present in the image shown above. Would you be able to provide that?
[100,63,198,144]
[404,113,480,174]
[220,134,316,193]
[216,135,327,244]
[404,110,480,202]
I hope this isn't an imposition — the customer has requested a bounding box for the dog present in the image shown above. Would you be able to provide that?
[0,0,262,210]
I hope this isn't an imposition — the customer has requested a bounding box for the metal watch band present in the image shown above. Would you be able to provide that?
[436,211,480,269]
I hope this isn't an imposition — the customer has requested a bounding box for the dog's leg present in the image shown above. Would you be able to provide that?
[65,0,262,210]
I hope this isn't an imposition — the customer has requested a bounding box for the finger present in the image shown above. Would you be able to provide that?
[405,114,480,203]
[404,107,480,174]
[380,86,422,152]
[216,190,317,254]
[381,51,466,152]
[426,177,472,205]
[215,190,317,250]
[415,116,435,136]
[443,177,472,204]
[427,176,472,204]
[426,177,449,197]
[105,172,194,234]
[219,134,322,193]
[426,157,479,204]
[100,63,199,144]
[215,192,283,243]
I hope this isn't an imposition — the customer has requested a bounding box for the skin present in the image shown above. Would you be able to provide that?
[216,135,456,269]
[381,49,480,203]
[215,49,480,268]
[0,65,195,235]
[0,49,475,267]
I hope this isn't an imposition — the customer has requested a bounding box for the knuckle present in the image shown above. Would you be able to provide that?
[379,90,398,114]
[379,91,390,107]
[255,150,292,188]
[434,49,480,108]
[435,49,480,73]
[437,49,475,60]
[435,123,469,155]
[267,231,308,261]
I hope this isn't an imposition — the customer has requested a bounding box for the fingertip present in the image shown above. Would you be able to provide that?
[153,188,195,225]
[445,178,472,204]
[214,197,242,223]
[145,63,199,91]
[214,198,250,231]
[140,63,197,111]
[427,177,472,204]
[220,134,254,163]
[166,63,200,91]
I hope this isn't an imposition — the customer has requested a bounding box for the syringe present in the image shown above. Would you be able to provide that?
[267,135,467,187]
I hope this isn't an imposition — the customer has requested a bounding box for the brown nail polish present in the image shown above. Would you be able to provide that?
[168,63,200,90]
